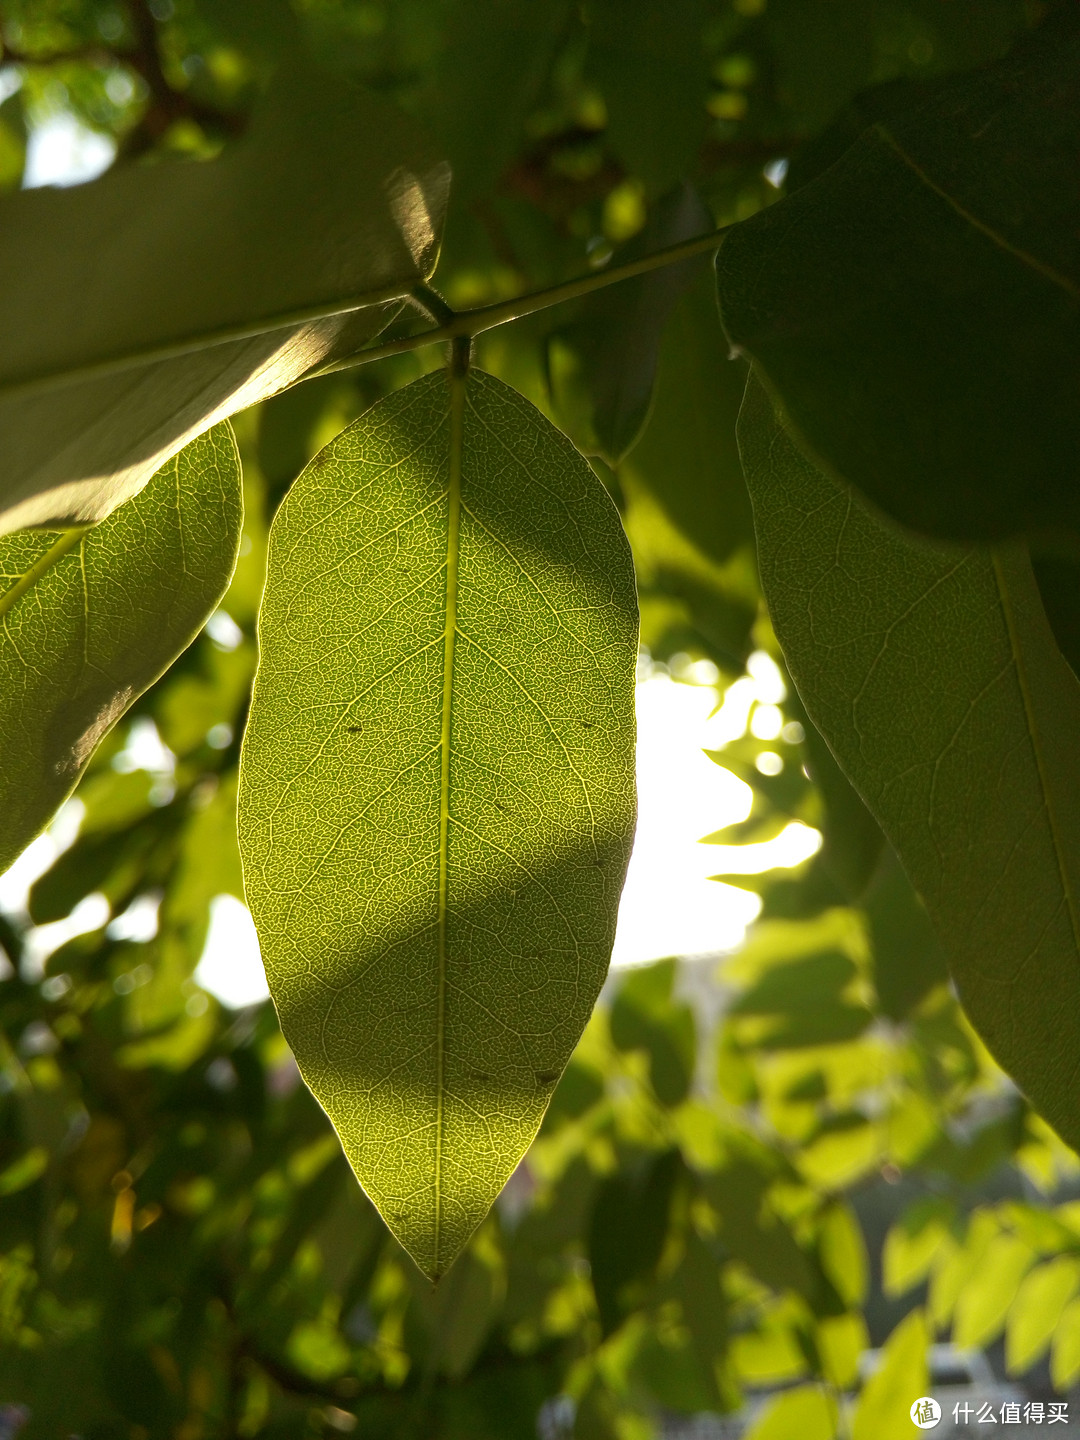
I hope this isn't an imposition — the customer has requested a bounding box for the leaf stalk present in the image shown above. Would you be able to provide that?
[302,225,732,383]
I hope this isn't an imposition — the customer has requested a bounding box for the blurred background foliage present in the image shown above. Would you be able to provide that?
[1,0,1077,1436]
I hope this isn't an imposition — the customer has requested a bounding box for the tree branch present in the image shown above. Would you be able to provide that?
[5,224,733,404]
[305,223,733,382]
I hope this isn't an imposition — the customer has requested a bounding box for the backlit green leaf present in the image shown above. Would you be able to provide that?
[953,1232,1034,1349]
[717,13,1080,541]
[1006,1257,1080,1375]
[1051,1297,1080,1390]
[239,367,637,1279]
[739,374,1080,1151]
[882,1199,955,1298]
[819,1202,868,1309]
[851,1308,928,1440]
[0,423,242,875]
[745,1385,836,1440]
[0,65,447,533]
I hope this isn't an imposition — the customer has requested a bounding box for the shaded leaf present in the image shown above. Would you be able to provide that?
[717,14,1080,541]
[620,267,755,566]
[549,184,714,466]
[0,424,242,875]
[865,846,948,1021]
[796,697,884,900]
[610,958,696,1107]
[239,368,637,1279]
[0,66,448,532]
[587,1149,681,1336]
[703,1157,815,1299]
[588,0,709,196]
[739,373,1080,1151]
[1032,554,1080,682]
[423,0,571,202]
[730,950,871,1050]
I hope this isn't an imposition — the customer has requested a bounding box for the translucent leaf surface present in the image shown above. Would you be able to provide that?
[739,373,1080,1150]
[0,66,447,533]
[0,423,242,874]
[1006,1257,1080,1374]
[239,368,637,1278]
[851,1309,928,1440]
[745,1385,837,1440]
[1051,1297,1080,1390]
[953,1232,1034,1349]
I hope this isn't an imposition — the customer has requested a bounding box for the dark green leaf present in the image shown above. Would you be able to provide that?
[730,951,871,1050]
[610,958,696,1107]
[865,846,949,1021]
[587,1149,681,1335]
[703,1156,815,1299]
[792,693,884,899]
[621,266,755,567]
[717,14,1080,541]
[549,184,714,466]
[589,0,709,196]
[1032,555,1080,682]
[423,0,571,202]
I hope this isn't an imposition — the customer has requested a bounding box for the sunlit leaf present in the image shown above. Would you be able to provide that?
[745,1384,836,1440]
[819,1202,868,1309]
[882,1199,955,1298]
[239,368,637,1279]
[1006,1256,1080,1375]
[851,1308,928,1440]
[0,424,242,874]
[952,1232,1034,1349]
[1051,1296,1080,1391]
[817,1311,869,1390]
[740,373,1080,1150]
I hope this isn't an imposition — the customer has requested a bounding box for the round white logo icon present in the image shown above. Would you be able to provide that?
[910,1397,941,1429]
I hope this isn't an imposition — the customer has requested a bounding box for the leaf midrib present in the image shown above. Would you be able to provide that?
[0,527,91,624]
[992,553,1080,972]
[434,365,467,1276]
[874,123,1080,301]
[2,287,411,405]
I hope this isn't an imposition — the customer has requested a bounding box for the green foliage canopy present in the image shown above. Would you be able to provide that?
[0,0,1078,1435]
